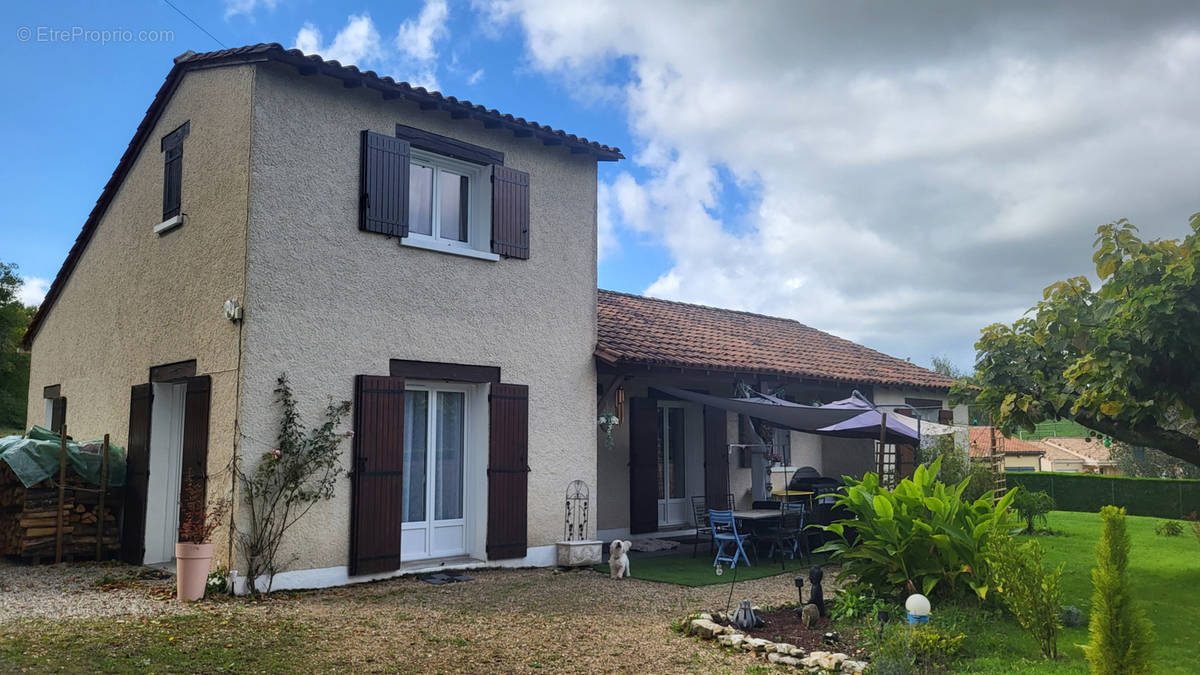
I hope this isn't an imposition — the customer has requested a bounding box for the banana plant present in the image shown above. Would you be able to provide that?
[816,457,1015,600]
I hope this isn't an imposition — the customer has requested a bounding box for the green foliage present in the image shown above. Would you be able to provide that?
[1005,472,1200,519]
[914,434,969,486]
[0,262,34,430]
[986,533,1063,659]
[867,622,966,675]
[956,213,1200,466]
[816,458,1014,600]
[1111,441,1200,479]
[830,585,893,624]
[237,374,351,595]
[1153,520,1183,537]
[205,565,230,597]
[1084,506,1154,675]
[1011,487,1055,534]
[962,461,996,503]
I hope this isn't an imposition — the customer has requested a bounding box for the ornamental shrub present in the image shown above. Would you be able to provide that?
[1083,506,1154,675]
[817,458,1014,600]
[986,532,1063,659]
[867,623,966,675]
[1011,486,1055,534]
[1153,519,1183,537]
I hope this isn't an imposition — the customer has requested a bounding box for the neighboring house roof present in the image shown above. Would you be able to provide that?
[595,289,957,389]
[968,427,1046,458]
[21,43,623,350]
[1041,438,1115,465]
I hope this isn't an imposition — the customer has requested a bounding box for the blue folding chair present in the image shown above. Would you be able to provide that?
[709,509,752,569]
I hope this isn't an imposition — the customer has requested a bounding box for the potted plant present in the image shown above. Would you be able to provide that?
[176,479,229,601]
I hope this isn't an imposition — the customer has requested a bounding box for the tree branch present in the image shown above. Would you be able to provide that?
[1074,413,1200,466]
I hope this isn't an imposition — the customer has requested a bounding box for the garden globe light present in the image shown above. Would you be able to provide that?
[905,593,931,625]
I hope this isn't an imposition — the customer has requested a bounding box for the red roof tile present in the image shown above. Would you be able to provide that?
[967,427,1047,458]
[596,290,956,389]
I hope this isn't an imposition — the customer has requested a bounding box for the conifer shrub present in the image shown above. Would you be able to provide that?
[1083,506,1154,675]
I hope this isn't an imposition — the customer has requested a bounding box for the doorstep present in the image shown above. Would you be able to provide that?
[398,555,484,575]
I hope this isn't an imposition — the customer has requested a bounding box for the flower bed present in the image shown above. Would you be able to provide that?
[681,608,869,673]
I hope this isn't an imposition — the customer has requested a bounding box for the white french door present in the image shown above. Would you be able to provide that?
[401,386,468,560]
[657,403,688,526]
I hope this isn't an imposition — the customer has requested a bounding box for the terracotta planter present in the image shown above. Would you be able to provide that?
[175,542,214,601]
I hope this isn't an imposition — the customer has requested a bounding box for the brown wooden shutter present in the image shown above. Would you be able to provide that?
[179,376,211,529]
[703,405,729,511]
[50,396,67,434]
[628,397,658,534]
[359,130,410,238]
[491,165,530,259]
[350,374,406,576]
[120,384,153,564]
[487,383,529,559]
[938,409,954,425]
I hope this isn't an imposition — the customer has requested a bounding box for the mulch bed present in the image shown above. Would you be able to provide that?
[743,608,869,658]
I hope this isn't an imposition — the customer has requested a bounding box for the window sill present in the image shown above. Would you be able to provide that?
[400,236,499,261]
[154,214,184,235]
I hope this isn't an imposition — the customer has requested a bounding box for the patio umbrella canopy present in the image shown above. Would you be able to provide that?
[813,392,922,445]
[648,386,863,432]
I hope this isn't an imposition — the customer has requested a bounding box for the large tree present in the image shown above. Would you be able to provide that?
[0,262,34,430]
[954,214,1200,466]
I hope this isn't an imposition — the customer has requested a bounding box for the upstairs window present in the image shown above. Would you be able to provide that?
[406,149,489,253]
[359,128,530,259]
[160,121,189,229]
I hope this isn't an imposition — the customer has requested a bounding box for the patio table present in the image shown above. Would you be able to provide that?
[731,510,783,563]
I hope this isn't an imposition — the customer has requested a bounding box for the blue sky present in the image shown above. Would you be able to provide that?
[3,1,1199,372]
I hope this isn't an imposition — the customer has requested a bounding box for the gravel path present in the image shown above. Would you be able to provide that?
[1,560,845,673]
[0,559,183,621]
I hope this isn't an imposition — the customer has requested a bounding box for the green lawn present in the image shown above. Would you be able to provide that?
[594,548,829,587]
[888,510,1199,673]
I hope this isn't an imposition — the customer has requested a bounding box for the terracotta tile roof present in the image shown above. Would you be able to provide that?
[174,44,623,160]
[22,44,622,349]
[596,290,957,389]
[967,427,1047,458]
[1040,437,1114,464]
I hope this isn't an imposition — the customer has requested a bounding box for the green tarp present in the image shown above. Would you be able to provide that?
[0,426,126,488]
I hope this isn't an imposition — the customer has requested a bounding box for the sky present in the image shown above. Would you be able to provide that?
[2,1,1199,372]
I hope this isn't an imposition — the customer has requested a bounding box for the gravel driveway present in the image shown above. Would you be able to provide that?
[1,560,843,673]
[0,559,182,620]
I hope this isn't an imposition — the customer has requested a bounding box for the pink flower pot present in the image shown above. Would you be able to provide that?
[175,542,214,601]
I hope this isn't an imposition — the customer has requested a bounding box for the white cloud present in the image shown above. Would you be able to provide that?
[466,68,484,85]
[396,0,449,61]
[484,0,1200,369]
[393,0,451,90]
[291,14,383,69]
[224,0,278,21]
[18,277,48,307]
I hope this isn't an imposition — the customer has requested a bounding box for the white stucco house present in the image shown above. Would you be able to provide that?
[21,44,959,590]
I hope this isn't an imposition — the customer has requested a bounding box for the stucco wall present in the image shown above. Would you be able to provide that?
[240,63,599,573]
[24,66,255,566]
[1003,455,1042,472]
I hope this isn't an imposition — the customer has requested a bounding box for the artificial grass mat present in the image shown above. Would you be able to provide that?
[593,550,830,586]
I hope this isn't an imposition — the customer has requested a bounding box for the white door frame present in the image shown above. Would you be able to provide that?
[144,382,187,565]
[401,382,473,560]
[657,401,688,526]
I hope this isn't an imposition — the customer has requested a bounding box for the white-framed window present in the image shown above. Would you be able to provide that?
[403,149,493,258]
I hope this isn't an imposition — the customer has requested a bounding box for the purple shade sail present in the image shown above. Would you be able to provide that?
[814,393,921,444]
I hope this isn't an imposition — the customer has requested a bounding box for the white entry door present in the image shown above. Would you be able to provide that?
[401,386,468,560]
[657,403,688,526]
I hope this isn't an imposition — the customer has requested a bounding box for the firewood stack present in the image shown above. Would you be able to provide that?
[0,463,123,560]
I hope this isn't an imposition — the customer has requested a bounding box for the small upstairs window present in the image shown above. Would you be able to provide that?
[160,121,189,228]
[406,149,487,251]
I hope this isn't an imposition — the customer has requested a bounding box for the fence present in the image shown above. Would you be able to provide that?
[1006,472,1200,520]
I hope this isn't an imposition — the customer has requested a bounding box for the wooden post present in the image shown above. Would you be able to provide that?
[55,424,68,564]
[97,434,109,561]
[877,413,888,479]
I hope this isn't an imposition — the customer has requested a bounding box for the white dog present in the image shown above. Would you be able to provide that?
[609,539,633,579]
